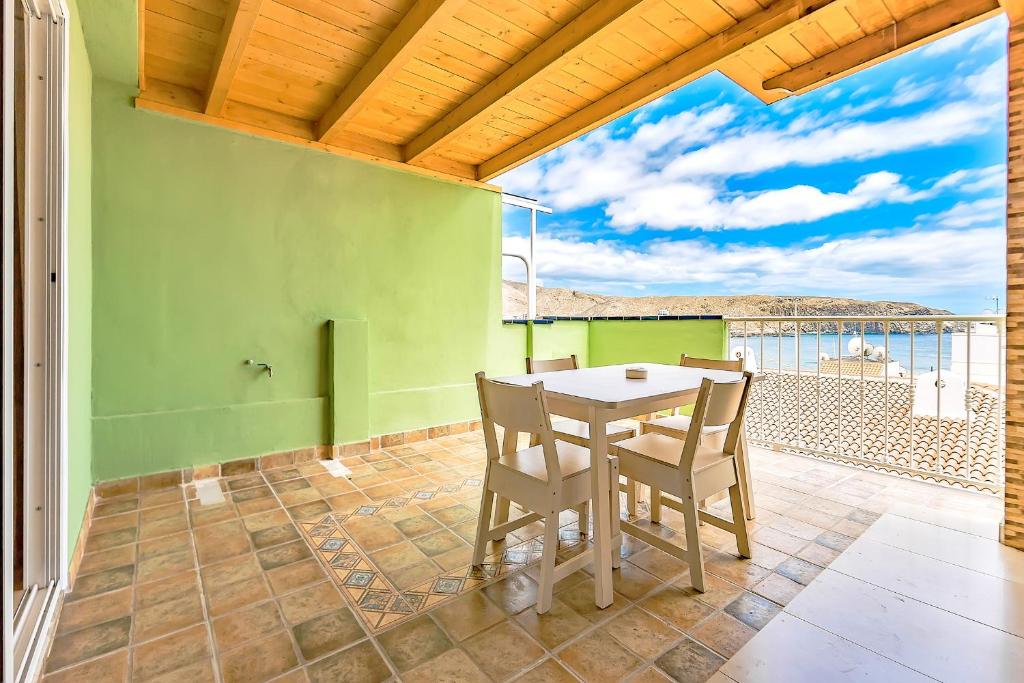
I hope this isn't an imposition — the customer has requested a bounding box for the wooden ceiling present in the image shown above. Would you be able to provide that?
[135,0,1003,188]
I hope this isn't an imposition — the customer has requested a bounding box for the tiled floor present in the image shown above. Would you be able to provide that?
[41,431,1004,682]
[720,511,1024,682]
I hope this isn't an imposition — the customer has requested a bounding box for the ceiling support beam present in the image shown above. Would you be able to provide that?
[478,0,839,181]
[764,0,1002,94]
[205,0,264,116]
[403,0,654,165]
[316,0,466,142]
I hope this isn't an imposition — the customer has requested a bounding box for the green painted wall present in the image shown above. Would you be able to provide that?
[89,79,504,481]
[531,321,590,368]
[67,0,94,558]
[588,320,728,366]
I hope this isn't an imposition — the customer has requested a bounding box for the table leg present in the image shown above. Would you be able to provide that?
[588,406,614,608]
[737,423,756,520]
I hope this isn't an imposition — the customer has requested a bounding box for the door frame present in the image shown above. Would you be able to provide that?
[2,1,69,681]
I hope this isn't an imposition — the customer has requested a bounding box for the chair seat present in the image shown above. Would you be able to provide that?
[498,440,591,482]
[551,418,635,444]
[612,432,730,472]
[641,414,728,438]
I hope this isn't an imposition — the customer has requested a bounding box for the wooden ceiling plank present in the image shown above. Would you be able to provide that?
[763,0,1002,93]
[205,0,265,115]
[478,0,847,180]
[404,0,656,164]
[316,0,467,141]
[148,0,225,32]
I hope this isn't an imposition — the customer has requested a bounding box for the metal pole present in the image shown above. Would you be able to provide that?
[528,207,537,320]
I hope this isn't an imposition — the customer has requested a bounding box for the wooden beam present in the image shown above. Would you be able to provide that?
[316,0,466,142]
[1001,0,1024,23]
[136,79,497,191]
[478,0,838,181]
[138,0,146,92]
[764,0,1001,94]
[205,0,264,116]
[403,0,654,165]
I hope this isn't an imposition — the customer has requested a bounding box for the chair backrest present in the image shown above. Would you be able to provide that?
[526,354,578,374]
[475,372,561,483]
[680,372,753,471]
[679,354,743,372]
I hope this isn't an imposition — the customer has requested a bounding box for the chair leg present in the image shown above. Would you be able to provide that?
[492,496,511,539]
[682,489,706,593]
[575,502,589,538]
[729,480,751,559]
[472,485,495,566]
[650,488,662,524]
[609,457,621,569]
[625,477,637,518]
[536,516,560,614]
[698,498,706,526]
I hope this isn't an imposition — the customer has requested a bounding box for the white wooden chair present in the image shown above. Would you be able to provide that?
[473,372,620,613]
[524,355,634,535]
[627,354,746,520]
[611,372,753,592]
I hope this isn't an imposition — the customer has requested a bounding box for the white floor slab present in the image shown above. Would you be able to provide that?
[862,514,1024,583]
[785,569,1024,683]
[721,613,930,683]
[831,537,1024,637]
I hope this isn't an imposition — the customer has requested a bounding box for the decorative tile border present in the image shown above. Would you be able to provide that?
[298,477,583,632]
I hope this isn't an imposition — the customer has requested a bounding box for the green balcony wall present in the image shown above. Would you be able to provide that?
[89,79,504,481]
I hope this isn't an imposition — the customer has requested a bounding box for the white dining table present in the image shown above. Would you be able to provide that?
[495,362,756,609]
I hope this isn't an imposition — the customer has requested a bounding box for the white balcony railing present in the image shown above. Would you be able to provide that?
[724,316,1006,494]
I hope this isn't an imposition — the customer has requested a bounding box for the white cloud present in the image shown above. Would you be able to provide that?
[505,226,1005,299]
[889,77,938,106]
[916,197,1005,229]
[932,164,1005,193]
[921,19,1005,57]
[606,171,930,232]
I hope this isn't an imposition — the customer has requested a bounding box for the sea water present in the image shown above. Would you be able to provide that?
[729,333,952,376]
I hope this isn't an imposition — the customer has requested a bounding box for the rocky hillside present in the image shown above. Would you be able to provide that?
[503,281,954,333]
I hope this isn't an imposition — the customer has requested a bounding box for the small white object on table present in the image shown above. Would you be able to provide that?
[494,362,753,609]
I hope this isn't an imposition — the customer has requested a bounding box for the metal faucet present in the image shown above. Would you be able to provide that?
[245,359,273,378]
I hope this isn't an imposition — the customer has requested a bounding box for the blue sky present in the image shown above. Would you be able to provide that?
[497,16,1008,314]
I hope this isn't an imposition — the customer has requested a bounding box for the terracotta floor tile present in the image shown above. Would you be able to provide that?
[279,488,326,509]
[797,540,842,567]
[250,522,301,549]
[514,597,590,649]
[370,540,429,574]
[213,601,283,651]
[136,547,195,583]
[135,570,201,610]
[56,586,132,635]
[404,648,489,683]
[140,501,186,523]
[67,564,135,602]
[513,658,578,683]
[631,666,674,683]
[377,614,453,672]
[434,544,474,571]
[627,546,689,581]
[133,592,205,643]
[258,539,312,570]
[292,607,365,660]
[483,573,540,616]
[242,508,292,533]
[690,611,757,658]
[672,571,743,610]
[774,557,825,586]
[306,640,391,683]
[189,504,238,528]
[132,624,212,681]
[723,591,781,631]
[231,485,273,504]
[326,491,373,513]
[78,544,136,576]
[603,607,683,660]
[266,558,328,595]
[41,650,128,683]
[207,575,272,617]
[195,520,252,565]
[85,527,138,553]
[608,562,662,600]
[655,638,726,683]
[431,591,506,642]
[287,499,332,521]
[264,467,302,483]
[44,616,131,673]
[463,620,545,682]
[278,581,345,624]
[236,496,281,517]
[752,572,804,606]
[95,499,139,517]
[345,517,404,552]
[137,530,193,560]
[219,630,299,683]
[412,529,467,557]
[559,630,642,683]
[88,511,138,535]
[556,577,628,623]
[639,587,716,631]
[145,658,218,683]
[272,478,312,494]
[431,504,476,526]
